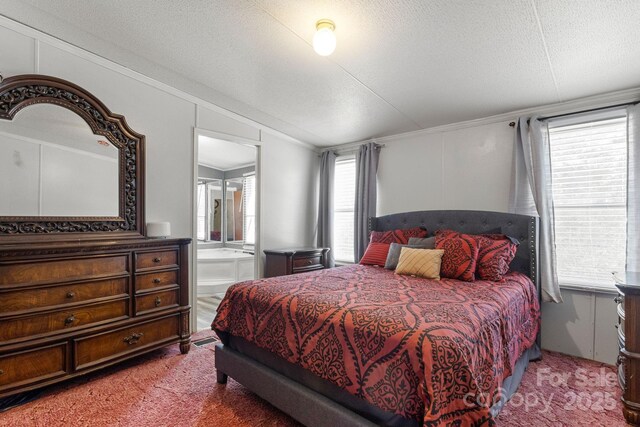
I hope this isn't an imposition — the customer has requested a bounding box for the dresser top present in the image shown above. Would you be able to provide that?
[614,272,640,295]
[0,237,191,257]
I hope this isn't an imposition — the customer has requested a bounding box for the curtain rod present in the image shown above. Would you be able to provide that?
[319,142,385,157]
[508,100,639,127]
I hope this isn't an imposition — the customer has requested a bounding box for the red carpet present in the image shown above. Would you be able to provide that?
[495,351,627,426]
[1,334,627,427]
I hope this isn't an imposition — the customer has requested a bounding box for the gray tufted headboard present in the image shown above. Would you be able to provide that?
[369,210,540,295]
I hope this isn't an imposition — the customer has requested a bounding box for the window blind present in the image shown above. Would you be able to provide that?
[333,157,356,262]
[243,175,256,245]
[549,116,627,287]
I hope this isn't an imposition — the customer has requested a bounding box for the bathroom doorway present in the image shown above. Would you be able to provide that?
[192,130,260,331]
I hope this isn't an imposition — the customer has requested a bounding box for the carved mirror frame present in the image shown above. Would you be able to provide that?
[0,74,145,241]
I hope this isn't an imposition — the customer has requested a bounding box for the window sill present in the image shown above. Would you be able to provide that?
[559,282,618,295]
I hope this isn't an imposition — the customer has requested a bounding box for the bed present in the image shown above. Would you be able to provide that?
[213,210,541,426]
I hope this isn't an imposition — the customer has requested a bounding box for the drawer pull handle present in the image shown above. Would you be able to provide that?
[123,332,144,345]
[64,315,76,326]
[153,278,161,284]
[66,291,75,299]
[307,259,313,265]
[0,369,4,376]
[614,295,623,304]
[155,297,162,307]
[153,257,162,263]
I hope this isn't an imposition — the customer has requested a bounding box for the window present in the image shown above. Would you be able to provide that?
[243,174,256,246]
[196,182,207,241]
[333,156,356,263]
[548,114,627,287]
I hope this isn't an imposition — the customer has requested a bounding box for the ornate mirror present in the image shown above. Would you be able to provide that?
[0,74,145,241]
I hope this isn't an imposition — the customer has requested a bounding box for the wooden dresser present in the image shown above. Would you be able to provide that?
[264,247,329,278]
[0,238,191,399]
[614,271,640,425]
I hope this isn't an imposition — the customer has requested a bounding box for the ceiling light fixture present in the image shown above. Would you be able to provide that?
[313,19,336,56]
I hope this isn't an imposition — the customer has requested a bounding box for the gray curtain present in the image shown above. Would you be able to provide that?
[354,142,380,262]
[627,104,640,271]
[509,119,537,215]
[317,150,336,267]
[509,117,562,303]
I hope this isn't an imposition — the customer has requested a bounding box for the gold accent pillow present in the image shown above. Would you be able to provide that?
[395,248,445,279]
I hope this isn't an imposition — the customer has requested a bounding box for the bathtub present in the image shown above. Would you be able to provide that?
[197,248,255,296]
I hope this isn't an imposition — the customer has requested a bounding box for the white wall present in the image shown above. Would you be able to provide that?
[260,131,318,263]
[0,19,318,316]
[374,118,620,364]
[377,121,515,215]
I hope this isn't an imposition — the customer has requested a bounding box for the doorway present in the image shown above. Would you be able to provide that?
[192,130,260,331]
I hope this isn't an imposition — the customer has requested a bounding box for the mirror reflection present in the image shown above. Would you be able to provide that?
[225,176,256,245]
[0,104,119,217]
[196,179,223,242]
[225,178,244,243]
[196,135,256,247]
[196,173,256,246]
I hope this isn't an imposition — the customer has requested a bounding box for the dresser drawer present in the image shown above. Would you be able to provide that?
[292,264,324,274]
[0,344,67,391]
[292,253,325,274]
[135,250,178,271]
[0,277,129,315]
[0,299,129,342]
[74,315,180,370]
[136,270,178,293]
[135,289,179,315]
[0,255,128,287]
[293,255,322,269]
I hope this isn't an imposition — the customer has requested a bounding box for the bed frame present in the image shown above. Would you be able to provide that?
[215,210,540,427]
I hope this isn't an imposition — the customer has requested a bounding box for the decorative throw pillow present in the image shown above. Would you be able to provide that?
[360,242,391,267]
[434,230,480,281]
[407,236,436,249]
[475,234,519,281]
[370,226,428,245]
[395,248,445,280]
[385,242,433,270]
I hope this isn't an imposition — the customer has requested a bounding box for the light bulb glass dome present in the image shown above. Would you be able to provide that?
[313,20,336,56]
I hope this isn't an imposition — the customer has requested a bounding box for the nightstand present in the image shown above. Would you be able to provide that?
[613,271,640,425]
[264,247,330,278]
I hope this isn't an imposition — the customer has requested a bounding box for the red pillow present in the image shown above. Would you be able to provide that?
[435,230,480,282]
[359,242,391,267]
[475,234,519,281]
[370,226,428,244]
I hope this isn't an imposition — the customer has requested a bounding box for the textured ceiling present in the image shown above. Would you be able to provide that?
[3,0,640,147]
[198,135,255,171]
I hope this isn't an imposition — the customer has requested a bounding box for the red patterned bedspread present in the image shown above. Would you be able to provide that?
[212,264,540,426]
